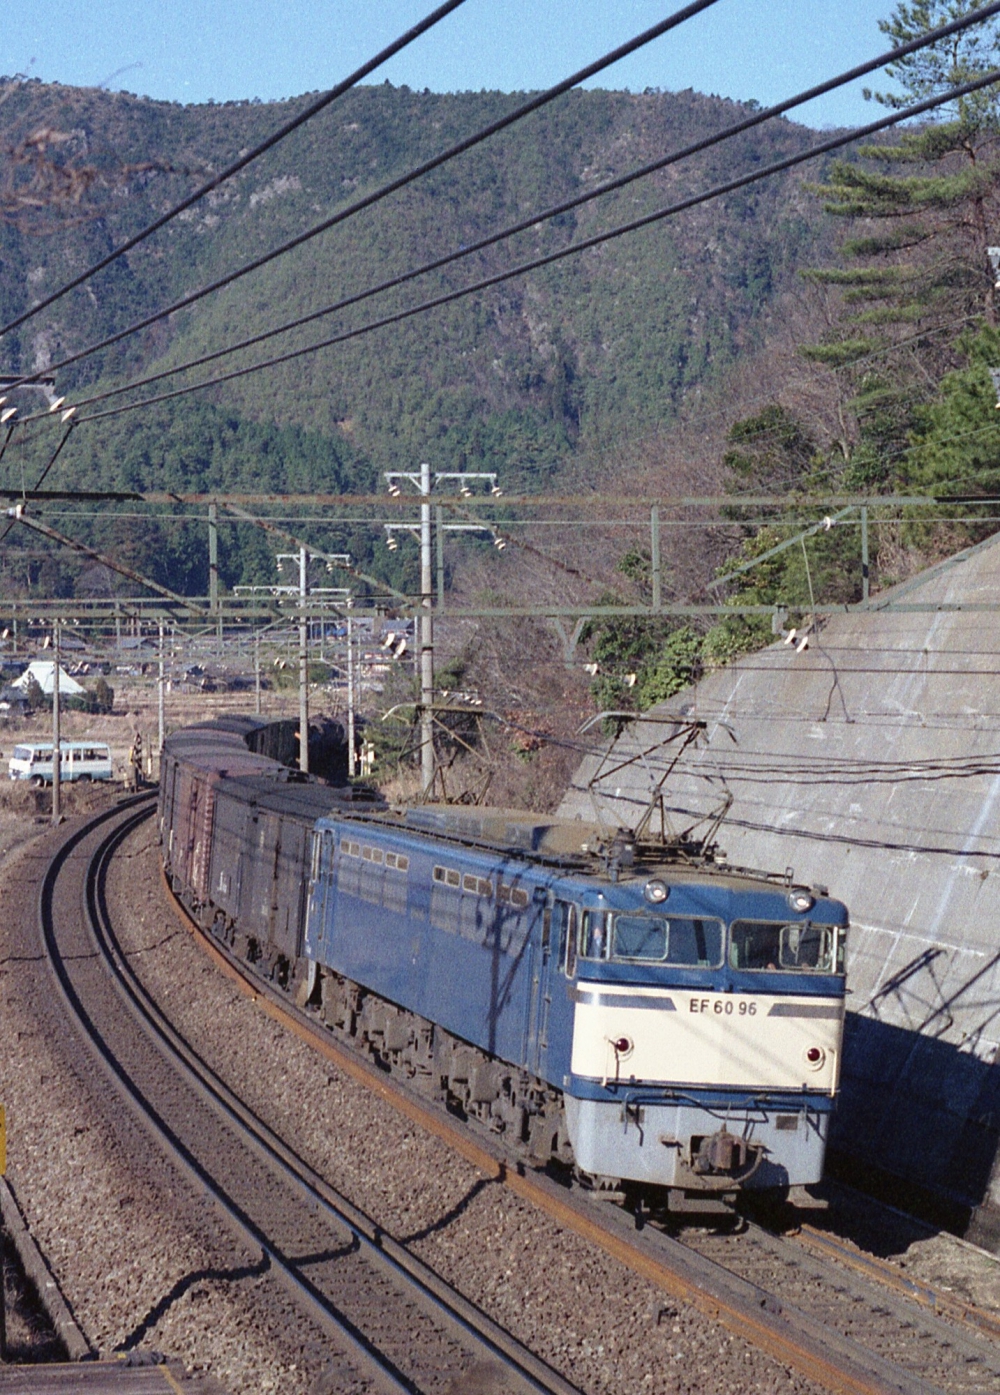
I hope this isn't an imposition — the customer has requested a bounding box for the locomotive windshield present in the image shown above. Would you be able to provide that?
[730,919,845,973]
[573,911,844,971]
[580,911,724,966]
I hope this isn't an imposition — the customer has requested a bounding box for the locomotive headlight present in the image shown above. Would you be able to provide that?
[803,1045,826,1071]
[788,890,814,913]
[644,879,669,904]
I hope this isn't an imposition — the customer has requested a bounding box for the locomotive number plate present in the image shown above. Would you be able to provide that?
[688,998,757,1017]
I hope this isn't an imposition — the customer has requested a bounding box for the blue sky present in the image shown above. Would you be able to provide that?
[4,1,905,129]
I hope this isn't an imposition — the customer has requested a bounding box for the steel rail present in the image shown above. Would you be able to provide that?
[161,865,970,1395]
[39,800,412,1395]
[88,814,578,1395]
[795,1223,1000,1343]
[684,1213,1000,1383]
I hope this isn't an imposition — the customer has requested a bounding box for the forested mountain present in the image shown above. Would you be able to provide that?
[7,3,1000,808]
[0,76,834,519]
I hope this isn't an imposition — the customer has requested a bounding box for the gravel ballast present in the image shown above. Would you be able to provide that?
[0,815,347,1394]
[3,802,999,1393]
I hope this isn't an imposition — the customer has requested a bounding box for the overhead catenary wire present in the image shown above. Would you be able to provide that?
[0,420,76,545]
[4,0,723,395]
[29,0,1000,421]
[0,0,471,344]
[64,64,1000,427]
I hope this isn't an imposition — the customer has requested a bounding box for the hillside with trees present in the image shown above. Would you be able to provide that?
[4,2,1000,807]
[573,0,1000,717]
[0,79,833,516]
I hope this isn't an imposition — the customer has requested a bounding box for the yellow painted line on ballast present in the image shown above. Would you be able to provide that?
[159,1365,186,1395]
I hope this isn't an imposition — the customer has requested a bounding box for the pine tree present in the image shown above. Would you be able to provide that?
[801,1,1000,487]
[905,322,1000,495]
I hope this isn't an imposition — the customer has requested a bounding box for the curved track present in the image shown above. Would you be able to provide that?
[157,839,1000,1395]
[40,799,579,1395]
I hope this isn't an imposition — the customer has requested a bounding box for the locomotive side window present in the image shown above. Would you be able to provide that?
[554,900,579,976]
[495,882,529,908]
[730,920,841,972]
[580,911,608,959]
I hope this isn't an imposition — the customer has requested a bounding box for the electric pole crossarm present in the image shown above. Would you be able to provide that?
[221,502,410,604]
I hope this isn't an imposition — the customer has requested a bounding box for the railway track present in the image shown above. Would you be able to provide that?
[40,799,579,1395]
[152,821,1000,1395]
[677,1220,1000,1395]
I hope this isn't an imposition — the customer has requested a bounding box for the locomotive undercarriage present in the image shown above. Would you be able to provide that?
[185,889,576,1171]
[311,965,576,1169]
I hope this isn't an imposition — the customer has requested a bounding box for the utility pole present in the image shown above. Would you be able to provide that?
[299,545,309,774]
[208,503,221,656]
[346,605,356,779]
[383,466,501,800]
[419,462,434,798]
[51,620,60,825]
[254,630,262,715]
[157,621,165,765]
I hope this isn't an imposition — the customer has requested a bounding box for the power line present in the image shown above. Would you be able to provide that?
[70,65,1000,427]
[0,0,470,343]
[5,0,722,395]
[0,420,76,546]
[37,0,1000,420]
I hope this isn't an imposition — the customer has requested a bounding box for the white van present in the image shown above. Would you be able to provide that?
[9,742,114,786]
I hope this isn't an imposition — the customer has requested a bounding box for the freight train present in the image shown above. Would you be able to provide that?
[160,716,848,1212]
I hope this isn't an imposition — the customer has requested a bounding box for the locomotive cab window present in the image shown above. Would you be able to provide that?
[730,920,843,973]
[594,914,724,965]
[612,914,664,960]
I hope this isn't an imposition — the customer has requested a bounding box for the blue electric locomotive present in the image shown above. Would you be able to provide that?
[303,803,847,1205]
[161,718,848,1208]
